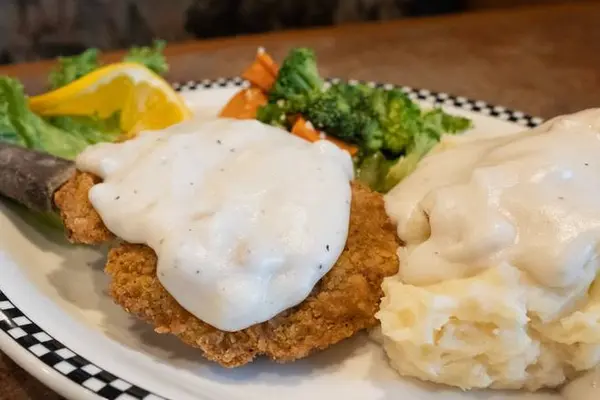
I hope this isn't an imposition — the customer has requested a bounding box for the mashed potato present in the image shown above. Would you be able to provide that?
[378,109,600,391]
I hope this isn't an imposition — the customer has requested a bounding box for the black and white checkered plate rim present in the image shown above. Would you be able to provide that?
[173,76,544,128]
[0,77,543,400]
[0,290,166,400]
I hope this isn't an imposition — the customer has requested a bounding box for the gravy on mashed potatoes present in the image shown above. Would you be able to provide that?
[378,109,600,391]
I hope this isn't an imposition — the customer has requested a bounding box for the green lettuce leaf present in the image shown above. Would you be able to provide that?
[0,77,121,160]
[48,48,100,90]
[47,40,168,90]
[45,114,121,146]
[123,40,168,75]
[0,77,91,159]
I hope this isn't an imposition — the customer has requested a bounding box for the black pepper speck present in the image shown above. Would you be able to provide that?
[326,245,330,251]
[318,264,323,270]
[217,140,222,145]
[115,196,120,200]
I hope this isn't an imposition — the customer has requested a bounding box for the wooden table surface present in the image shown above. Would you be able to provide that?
[1,2,599,398]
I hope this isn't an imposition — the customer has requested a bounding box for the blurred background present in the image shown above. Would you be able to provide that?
[0,0,588,65]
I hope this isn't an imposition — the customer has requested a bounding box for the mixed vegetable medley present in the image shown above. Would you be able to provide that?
[220,48,472,192]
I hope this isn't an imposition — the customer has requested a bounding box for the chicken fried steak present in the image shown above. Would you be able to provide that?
[54,172,399,367]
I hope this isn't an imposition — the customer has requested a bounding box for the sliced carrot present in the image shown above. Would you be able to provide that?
[241,49,279,92]
[220,49,279,118]
[291,117,321,141]
[242,64,275,93]
[291,117,359,156]
[256,49,279,77]
[219,87,268,119]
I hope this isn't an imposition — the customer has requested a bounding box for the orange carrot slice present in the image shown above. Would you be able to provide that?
[220,49,279,118]
[219,87,268,119]
[291,117,359,156]
[256,49,279,77]
[241,49,279,92]
[291,117,321,141]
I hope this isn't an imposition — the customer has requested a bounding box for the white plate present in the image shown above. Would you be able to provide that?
[0,79,586,400]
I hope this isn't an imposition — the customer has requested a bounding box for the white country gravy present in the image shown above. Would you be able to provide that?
[76,118,353,331]
[385,108,600,292]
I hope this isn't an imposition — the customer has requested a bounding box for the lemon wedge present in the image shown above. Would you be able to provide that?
[29,62,192,135]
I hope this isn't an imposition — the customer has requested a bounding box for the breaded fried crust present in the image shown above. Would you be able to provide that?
[105,182,399,367]
[53,172,113,244]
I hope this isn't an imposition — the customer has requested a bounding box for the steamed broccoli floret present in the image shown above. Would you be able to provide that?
[259,48,322,126]
[421,108,472,138]
[303,84,424,155]
[302,84,383,150]
[378,89,423,155]
[368,89,471,156]
[256,102,288,128]
[303,91,354,137]
[327,83,374,110]
[383,134,438,192]
[301,83,453,156]
[304,90,351,130]
[381,111,470,192]
[269,48,324,101]
[257,95,309,128]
